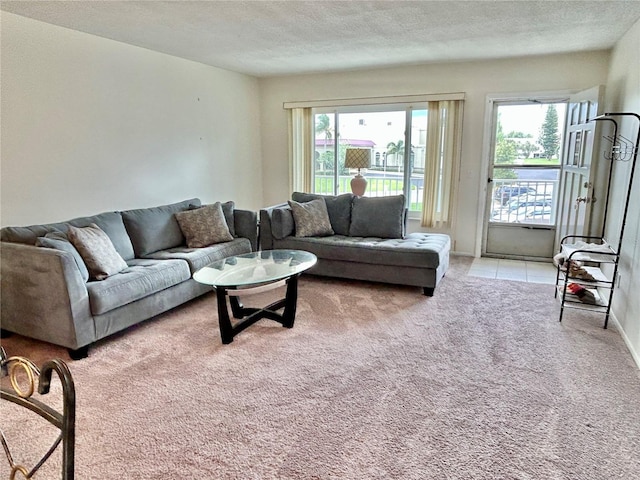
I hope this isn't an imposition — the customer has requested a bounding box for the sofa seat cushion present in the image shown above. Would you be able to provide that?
[143,238,252,273]
[274,233,450,269]
[86,258,191,315]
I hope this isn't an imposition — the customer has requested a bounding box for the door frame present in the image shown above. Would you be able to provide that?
[475,90,574,258]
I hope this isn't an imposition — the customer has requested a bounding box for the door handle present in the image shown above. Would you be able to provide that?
[574,196,591,209]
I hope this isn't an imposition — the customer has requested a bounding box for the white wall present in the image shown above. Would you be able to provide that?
[603,18,640,366]
[259,52,610,255]
[0,12,263,226]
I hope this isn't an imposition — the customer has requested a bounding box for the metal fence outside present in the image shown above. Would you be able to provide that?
[490,178,558,224]
[314,174,424,211]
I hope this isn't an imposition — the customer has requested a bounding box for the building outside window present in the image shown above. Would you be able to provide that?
[312,107,427,213]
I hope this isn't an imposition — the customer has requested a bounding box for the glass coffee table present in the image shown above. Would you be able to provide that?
[193,250,317,344]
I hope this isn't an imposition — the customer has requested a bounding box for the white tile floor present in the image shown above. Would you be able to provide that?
[468,257,557,284]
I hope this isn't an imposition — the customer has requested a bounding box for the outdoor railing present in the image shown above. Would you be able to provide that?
[314,175,559,223]
[314,174,424,211]
[490,178,559,224]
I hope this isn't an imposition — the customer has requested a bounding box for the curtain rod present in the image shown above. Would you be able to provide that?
[283,92,465,109]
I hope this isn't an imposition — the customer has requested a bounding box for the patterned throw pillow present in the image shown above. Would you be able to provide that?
[288,199,334,237]
[67,223,129,280]
[291,192,353,235]
[188,200,236,237]
[174,202,234,248]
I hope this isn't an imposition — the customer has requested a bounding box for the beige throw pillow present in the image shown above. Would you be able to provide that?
[175,202,233,248]
[67,223,128,280]
[288,199,334,237]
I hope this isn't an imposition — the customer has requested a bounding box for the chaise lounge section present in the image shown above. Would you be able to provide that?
[259,192,450,295]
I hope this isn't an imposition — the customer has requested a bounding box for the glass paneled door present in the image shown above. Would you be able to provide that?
[555,86,604,246]
[484,100,567,259]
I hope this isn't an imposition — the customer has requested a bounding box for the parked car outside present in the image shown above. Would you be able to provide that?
[506,194,552,212]
[494,185,537,205]
[492,195,554,223]
[520,205,553,223]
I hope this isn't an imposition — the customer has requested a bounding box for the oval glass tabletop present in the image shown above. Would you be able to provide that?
[193,249,317,288]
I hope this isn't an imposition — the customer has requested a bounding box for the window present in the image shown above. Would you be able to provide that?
[313,106,427,212]
[489,101,566,225]
[286,94,464,228]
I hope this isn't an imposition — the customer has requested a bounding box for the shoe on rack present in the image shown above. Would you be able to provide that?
[568,263,596,281]
[553,252,566,268]
[566,283,597,304]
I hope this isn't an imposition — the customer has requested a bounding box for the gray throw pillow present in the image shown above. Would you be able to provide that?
[67,223,129,280]
[36,233,90,282]
[291,192,354,236]
[221,201,236,237]
[175,202,234,248]
[349,195,405,238]
[271,207,295,240]
[288,199,334,237]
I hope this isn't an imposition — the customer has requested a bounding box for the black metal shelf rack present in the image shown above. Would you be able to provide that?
[555,112,639,328]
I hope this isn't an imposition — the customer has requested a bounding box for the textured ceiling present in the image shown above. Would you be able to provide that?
[2,1,640,77]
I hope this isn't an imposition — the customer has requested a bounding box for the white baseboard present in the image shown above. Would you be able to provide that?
[451,251,475,257]
[611,311,640,370]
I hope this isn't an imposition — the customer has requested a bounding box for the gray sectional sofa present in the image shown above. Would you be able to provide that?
[259,192,451,295]
[0,198,257,358]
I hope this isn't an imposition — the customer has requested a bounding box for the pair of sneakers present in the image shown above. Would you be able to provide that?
[566,283,597,304]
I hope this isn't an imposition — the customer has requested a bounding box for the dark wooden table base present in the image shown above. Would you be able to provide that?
[215,274,300,344]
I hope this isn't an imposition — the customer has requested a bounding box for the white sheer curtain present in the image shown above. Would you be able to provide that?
[288,107,313,193]
[421,100,464,228]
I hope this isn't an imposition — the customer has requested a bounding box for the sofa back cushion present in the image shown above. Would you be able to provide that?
[349,195,406,239]
[1,211,135,261]
[121,198,201,257]
[291,192,353,236]
[1,221,73,245]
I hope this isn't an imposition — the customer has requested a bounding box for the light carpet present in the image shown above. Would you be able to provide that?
[2,257,639,479]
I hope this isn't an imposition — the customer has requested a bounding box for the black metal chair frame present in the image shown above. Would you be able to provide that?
[0,347,75,479]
